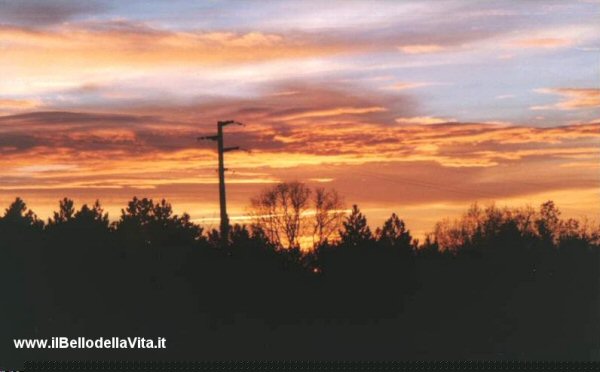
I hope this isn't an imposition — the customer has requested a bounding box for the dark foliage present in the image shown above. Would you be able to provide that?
[1,197,598,364]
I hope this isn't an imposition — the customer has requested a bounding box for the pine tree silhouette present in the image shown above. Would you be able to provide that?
[339,204,372,246]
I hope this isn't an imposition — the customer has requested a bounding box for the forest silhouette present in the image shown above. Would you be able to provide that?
[1,184,599,363]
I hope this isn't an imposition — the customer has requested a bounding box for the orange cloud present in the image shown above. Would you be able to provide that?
[532,88,600,110]
[1,86,599,239]
[281,107,387,121]
[513,37,572,48]
[0,98,42,115]
[398,44,445,54]
[1,121,598,241]
[391,82,436,90]
[0,24,325,65]
[0,98,40,109]
[395,116,456,125]
[0,23,354,95]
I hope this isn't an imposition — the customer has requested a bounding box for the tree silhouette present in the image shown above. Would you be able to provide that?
[115,197,202,248]
[376,213,412,249]
[0,196,598,363]
[74,201,110,228]
[250,182,344,249]
[312,187,344,247]
[48,197,75,225]
[1,197,42,229]
[47,198,109,232]
[537,200,561,244]
[339,204,372,247]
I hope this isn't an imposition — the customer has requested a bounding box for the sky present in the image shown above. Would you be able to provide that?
[0,0,599,238]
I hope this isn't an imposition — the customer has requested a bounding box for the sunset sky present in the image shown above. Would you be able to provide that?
[1,0,599,238]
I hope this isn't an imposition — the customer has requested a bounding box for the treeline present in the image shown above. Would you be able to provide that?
[1,195,599,361]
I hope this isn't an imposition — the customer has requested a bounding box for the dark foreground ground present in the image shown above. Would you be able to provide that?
[1,199,599,368]
[3,242,599,368]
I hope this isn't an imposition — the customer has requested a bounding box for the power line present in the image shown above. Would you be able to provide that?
[349,168,501,200]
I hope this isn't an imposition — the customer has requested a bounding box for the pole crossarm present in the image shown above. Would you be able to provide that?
[218,120,244,127]
[197,135,219,141]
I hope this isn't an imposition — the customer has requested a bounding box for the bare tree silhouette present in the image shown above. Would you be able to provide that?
[250,181,345,249]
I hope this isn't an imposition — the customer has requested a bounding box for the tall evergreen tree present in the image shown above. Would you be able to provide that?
[49,197,75,226]
[339,204,372,246]
[1,197,43,229]
[376,213,412,249]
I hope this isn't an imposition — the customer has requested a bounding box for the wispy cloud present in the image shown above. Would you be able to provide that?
[398,44,445,54]
[0,98,42,115]
[532,88,600,110]
[513,37,572,48]
[395,116,456,125]
[0,0,107,26]
[281,106,387,121]
[390,82,439,90]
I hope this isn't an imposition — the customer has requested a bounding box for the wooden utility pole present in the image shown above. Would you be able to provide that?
[198,120,243,247]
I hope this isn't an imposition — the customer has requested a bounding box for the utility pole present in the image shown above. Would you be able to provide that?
[198,120,243,247]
